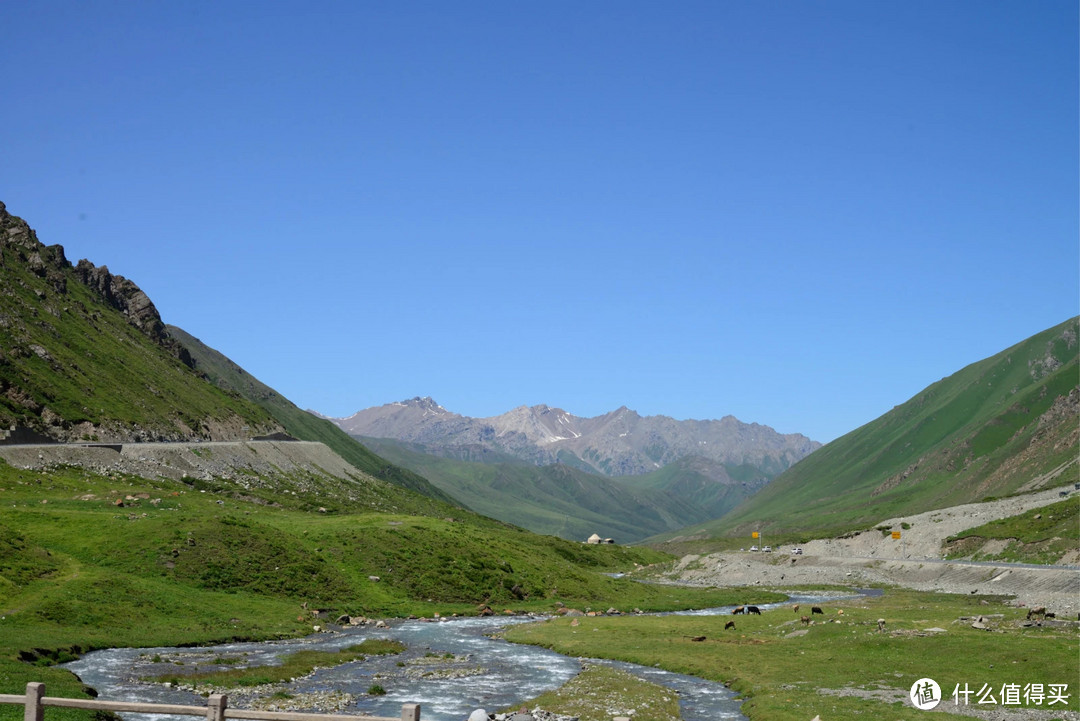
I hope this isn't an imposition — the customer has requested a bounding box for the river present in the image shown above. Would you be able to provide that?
[65,593,855,721]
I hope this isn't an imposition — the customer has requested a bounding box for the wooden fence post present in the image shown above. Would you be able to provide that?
[206,694,227,721]
[24,683,44,721]
[400,703,419,721]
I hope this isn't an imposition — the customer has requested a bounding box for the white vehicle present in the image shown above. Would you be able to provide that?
[749,545,759,552]
[762,545,772,552]
[791,547,803,555]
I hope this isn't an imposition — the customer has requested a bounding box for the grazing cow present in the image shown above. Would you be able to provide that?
[877,618,886,633]
[800,616,810,626]
[811,606,823,615]
[747,605,761,615]
[1027,606,1047,621]
[792,604,800,614]
[725,620,736,630]
[836,609,844,616]
[732,606,745,615]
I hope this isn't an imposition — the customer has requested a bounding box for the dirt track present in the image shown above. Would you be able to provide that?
[663,487,1080,616]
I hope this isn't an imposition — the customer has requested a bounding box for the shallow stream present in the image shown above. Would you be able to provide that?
[65,593,853,721]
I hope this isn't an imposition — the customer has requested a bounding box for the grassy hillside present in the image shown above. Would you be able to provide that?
[615,456,768,520]
[166,325,456,504]
[359,436,731,542]
[0,204,280,441]
[943,494,1079,564]
[674,317,1079,539]
[0,458,777,711]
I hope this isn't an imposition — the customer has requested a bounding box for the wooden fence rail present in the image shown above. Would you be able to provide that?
[0,684,419,721]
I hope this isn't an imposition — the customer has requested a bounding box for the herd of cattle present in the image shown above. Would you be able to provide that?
[715,603,843,632]
[700,602,1064,636]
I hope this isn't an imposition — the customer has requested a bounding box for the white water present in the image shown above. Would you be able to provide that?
[65,593,855,721]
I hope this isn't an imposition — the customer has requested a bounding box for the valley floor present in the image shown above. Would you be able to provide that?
[662,487,1080,616]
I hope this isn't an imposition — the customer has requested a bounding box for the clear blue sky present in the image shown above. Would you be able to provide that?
[3,1,1077,443]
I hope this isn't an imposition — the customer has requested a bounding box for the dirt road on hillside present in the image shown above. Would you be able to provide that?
[663,487,1080,616]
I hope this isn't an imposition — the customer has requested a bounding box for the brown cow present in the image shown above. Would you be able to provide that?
[792,604,800,614]
[732,606,745,615]
[1027,606,1047,621]
[800,615,810,626]
[725,620,736,630]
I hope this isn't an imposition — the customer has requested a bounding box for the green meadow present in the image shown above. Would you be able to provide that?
[503,588,1080,720]
[0,459,781,721]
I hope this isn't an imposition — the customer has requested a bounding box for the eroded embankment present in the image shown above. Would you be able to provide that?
[0,440,367,485]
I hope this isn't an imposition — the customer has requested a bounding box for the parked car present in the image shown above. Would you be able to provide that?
[791,547,803,555]
[762,545,772,552]
[749,545,759,552]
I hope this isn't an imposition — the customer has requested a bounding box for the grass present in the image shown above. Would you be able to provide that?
[944,495,1079,564]
[502,588,1080,720]
[507,664,680,721]
[0,458,779,721]
[147,640,405,689]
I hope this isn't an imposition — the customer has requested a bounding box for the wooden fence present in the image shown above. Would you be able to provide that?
[0,684,419,721]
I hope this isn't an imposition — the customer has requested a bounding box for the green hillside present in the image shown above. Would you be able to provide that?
[672,317,1079,539]
[360,436,735,542]
[0,203,279,441]
[615,456,769,520]
[0,458,770,710]
[943,494,1079,564]
[166,325,456,504]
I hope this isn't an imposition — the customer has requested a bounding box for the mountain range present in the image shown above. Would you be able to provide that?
[323,398,820,478]
[319,399,821,541]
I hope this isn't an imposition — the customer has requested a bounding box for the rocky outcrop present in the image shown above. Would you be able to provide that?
[72,259,195,368]
[1,202,68,294]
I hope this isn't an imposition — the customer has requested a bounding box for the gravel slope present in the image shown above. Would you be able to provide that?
[663,487,1080,616]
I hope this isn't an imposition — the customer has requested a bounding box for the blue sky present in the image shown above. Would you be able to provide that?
[3,1,1077,443]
